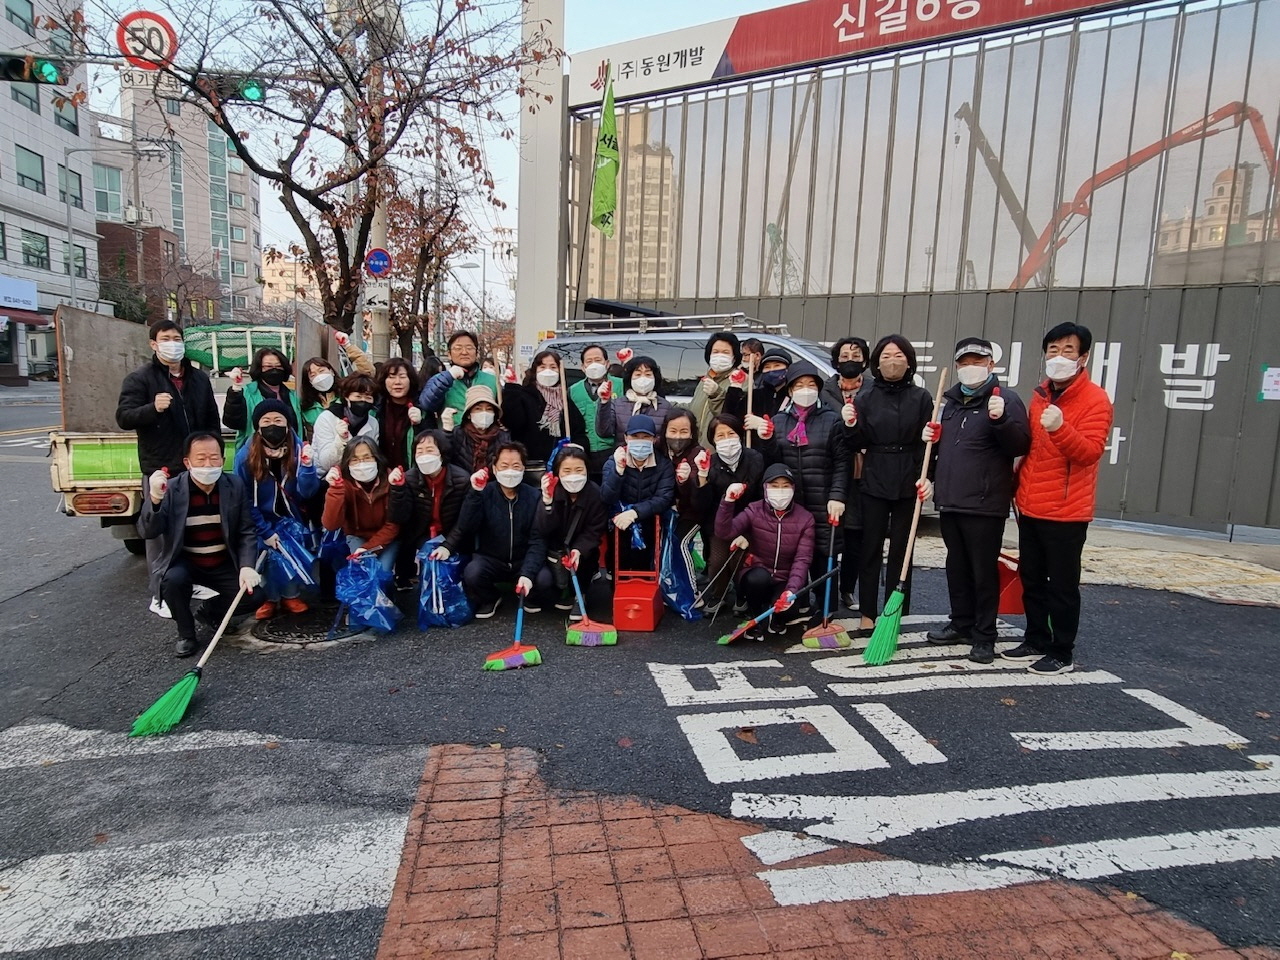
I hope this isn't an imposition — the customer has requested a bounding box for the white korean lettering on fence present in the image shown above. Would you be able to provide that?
[1089,341,1123,403]
[1160,343,1231,411]
[990,341,1022,388]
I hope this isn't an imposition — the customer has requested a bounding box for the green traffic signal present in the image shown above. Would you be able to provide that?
[0,52,67,85]
[32,58,62,83]
[238,78,265,102]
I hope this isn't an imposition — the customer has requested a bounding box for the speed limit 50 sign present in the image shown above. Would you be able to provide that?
[116,11,178,71]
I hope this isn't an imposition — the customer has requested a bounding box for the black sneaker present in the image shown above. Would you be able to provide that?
[968,642,995,664]
[840,592,859,611]
[554,598,575,611]
[175,635,197,658]
[568,609,584,623]
[744,623,765,641]
[1000,642,1041,661]
[522,602,542,614]
[474,598,502,620]
[926,624,969,645]
[1027,655,1074,675]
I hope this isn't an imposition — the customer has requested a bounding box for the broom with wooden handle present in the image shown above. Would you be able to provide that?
[862,367,949,666]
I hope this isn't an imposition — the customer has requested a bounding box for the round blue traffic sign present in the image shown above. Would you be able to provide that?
[365,248,392,277]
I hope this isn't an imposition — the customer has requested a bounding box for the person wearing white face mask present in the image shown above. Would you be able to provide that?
[448,385,511,474]
[691,332,742,431]
[923,337,1031,665]
[696,414,765,613]
[139,432,262,657]
[596,355,672,449]
[1005,322,1113,677]
[568,344,624,482]
[391,430,471,573]
[536,445,609,617]
[117,319,222,620]
[600,414,676,573]
[322,438,403,578]
[432,441,552,619]
[502,350,588,465]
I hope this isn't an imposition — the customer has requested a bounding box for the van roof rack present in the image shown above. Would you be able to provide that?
[556,312,790,336]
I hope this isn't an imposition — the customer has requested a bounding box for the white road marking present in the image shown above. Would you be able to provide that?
[812,656,1031,680]
[647,660,817,707]
[982,825,1280,879]
[759,858,1042,905]
[849,703,947,764]
[1012,688,1247,751]
[787,623,1024,655]
[730,756,1280,844]
[0,722,290,771]
[797,642,1020,666]
[0,817,407,953]
[676,705,890,783]
[828,670,1123,697]
[741,830,839,865]
[0,437,49,448]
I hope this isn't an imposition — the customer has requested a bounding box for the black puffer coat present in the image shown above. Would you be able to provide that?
[932,378,1031,517]
[600,457,676,523]
[501,382,588,463]
[537,480,609,557]
[390,463,471,552]
[762,401,850,530]
[848,378,934,501]
[695,447,765,528]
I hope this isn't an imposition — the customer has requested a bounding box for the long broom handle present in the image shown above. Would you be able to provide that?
[723,565,841,643]
[195,549,269,670]
[558,357,572,441]
[570,567,589,619]
[745,357,755,448]
[894,367,949,586]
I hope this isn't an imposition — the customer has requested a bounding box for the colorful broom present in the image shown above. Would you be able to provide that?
[130,550,267,737]
[483,596,542,670]
[718,567,839,645]
[565,569,617,646]
[802,521,853,649]
[863,367,949,666]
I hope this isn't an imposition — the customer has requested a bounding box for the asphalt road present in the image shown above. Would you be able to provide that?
[0,460,1277,956]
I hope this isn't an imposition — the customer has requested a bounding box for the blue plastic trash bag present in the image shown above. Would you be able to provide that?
[621,502,647,551]
[335,551,402,633]
[264,518,319,595]
[319,528,349,568]
[659,510,702,621]
[416,536,472,629]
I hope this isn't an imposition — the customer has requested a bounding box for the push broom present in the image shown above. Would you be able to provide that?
[130,550,268,737]
[863,367,949,666]
[565,567,617,646]
[717,566,838,645]
[483,595,542,670]
[802,521,852,649]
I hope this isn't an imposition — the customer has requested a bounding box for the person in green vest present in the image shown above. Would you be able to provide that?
[297,331,376,440]
[568,343,623,482]
[223,348,304,450]
[417,330,498,431]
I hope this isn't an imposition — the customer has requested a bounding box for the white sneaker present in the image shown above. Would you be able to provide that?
[149,597,172,619]
[191,585,218,601]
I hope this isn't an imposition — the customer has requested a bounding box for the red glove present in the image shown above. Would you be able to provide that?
[694,449,712,474]
[598,380,613,403]
[729,368,747,388]
[773,591,796,613]
[759,415,774,440]
[229,367,245,389]
[388,466,405,486]
[725,482,746,502]
[916,478,934,502]
[922,421,942,444]
[616,347,633,364]
[540,473,558,503]
[335,331,350,347]
[325,466,343,487]
[470,468,489,492]
[561,549,581,572]
[299,443,313,468]
[503,364,518,384]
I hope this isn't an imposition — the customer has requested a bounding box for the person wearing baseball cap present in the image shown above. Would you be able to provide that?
[923,337,1031,663]
[600,413,675,572]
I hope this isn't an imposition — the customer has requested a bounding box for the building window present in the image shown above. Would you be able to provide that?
[53,97,78,133]
[0,222,6,259]
[231,259,247,277]
[163,240,176,263]
[62,242,86,278]
[21,229,50,269]
[94,164,123,220]
[49,25,73,54]
[230,225,246,243]
[10,81,39,113]
[252,199,259,216]
[58,165,83,208]
[5,0,34,34]
[1209,226,1225,242]
[228,155,244,174]
[15,146,45,193]
[165,98,181,115]
[229,191,245,209]
[233,295,247,310]
[253,230,260,247]
[1217,186,1226,196]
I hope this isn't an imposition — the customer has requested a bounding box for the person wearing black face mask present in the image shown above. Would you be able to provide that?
[724,346,793,421]
[232,400,321,621]
[312,374,381,474]
[821,337,871,410]
[223,348,302,450]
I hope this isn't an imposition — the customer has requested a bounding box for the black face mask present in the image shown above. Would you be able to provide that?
[259,368,287,387]
[347,400,374,420]
[838,361,865,380]
[666,437,692,457]
[761,369,787,390]
[259,424,289,448]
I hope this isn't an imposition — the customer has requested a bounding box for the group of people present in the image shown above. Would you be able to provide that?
[117,318,1113,677]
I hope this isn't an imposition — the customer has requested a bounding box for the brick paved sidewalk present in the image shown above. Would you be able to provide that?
[376,745,1280,960]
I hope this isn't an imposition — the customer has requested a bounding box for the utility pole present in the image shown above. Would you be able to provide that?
[130,115,146,292]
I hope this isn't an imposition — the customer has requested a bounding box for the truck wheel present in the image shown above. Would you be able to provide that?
[123,538,146,556]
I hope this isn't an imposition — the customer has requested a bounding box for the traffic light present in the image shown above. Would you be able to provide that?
[1,52,68,85]
[203,73,268,104]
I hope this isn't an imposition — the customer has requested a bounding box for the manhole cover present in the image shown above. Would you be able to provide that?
[247,602,366,648]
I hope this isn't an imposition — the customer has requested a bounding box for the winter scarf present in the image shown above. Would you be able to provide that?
[787,404,812,446]
[625,389,660,417]
[536,382,564,437]
[464,422,500,472]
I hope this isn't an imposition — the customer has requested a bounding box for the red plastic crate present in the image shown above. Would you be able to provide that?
[997,552,1024,615]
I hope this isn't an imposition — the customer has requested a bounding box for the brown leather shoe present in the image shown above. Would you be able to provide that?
[281,597,309,615]
[253,601,278,620]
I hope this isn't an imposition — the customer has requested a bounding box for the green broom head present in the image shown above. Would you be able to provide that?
[565,618,618,646]
[718,621,752,645]
[802,621,853,650]
[483,643,542,671]
[129,668,202,737]
[862,587,906,665]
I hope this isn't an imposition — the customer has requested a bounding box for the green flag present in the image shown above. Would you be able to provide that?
[590,65,619,238]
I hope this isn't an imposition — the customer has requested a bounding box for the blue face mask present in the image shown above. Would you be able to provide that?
[761,369,787,390]
[627,439,654,461]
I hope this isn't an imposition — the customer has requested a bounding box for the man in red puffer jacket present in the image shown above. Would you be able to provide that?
[1005,322,1113,677]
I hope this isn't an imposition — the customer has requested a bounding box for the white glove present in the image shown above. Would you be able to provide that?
[987,392,1005,420]
[299,443,313,468]
[827,499,845,524]
[449,364,466,380]
[676,461,692,483]
[916,478,934,502]
[743,414,773,439]
[731,535,749,551]
[613,508,638,529]
[335,419,351,442]
[841,403,858,427]
[700,377,719,397]
[429,545,451,561]
[441,408,457,431]
[725,482,746,502]
[264,534,282,551]
[566,548,581,571]
[613,446,627,475]
[516,576,533,597]
[407,405,423,425]
[324,466,344,487]
[239,567,262,592]
[334,331,350,347]
[148,468,169,503]
[470,468,489,492]
[229,367,245,391]
[1040,405,1063,432]
[694,449,712,477]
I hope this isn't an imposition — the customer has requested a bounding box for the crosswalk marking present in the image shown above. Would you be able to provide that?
[827,669,1123,696]
[0,437,49,448]
[1011,688,1247,751]
[760,858,1042,905]
[740,830,839,865]
[0,721,289,771]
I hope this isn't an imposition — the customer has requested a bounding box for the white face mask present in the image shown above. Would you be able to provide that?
[188,465,222,486]
[349,461,379,483]
[495,469,524,489]
[471,410,495,430]
[584,362,608,381]
[956,364,991,387]
[1044,356,1080,382]
[560,473,588,494]
[156,341,185,363]
[715,437,742,462]
[310,371,335,393]
[791,387,819,408]
[765,487,794,510]
[536,368,560,388]
[630,375,655,395]
[416,454,442,475]
[708,353,734,373]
